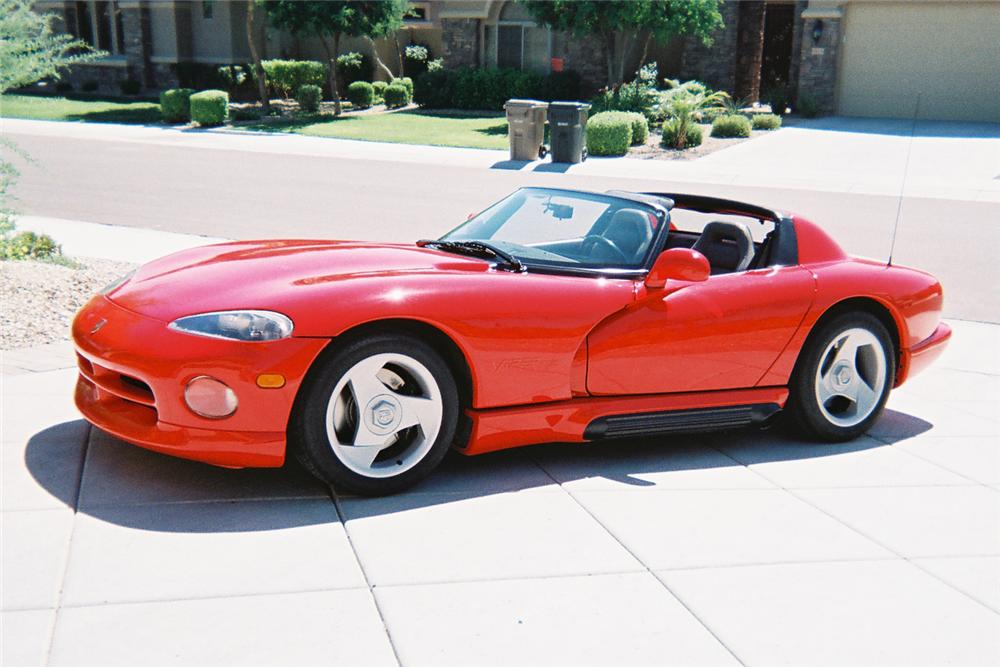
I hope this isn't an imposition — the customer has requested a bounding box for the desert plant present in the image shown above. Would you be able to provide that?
[346,81,374,109]
[383,82,410,108]
[159,87,195,123]
[586,111,633,156]
[659,88,728,149]
[711,114,752,138]
[0,230,59,260]
[189,89,229,126]
[761,81,790,115]
[296,83,322,112]
[660,118,703,149]
[797,90,821,118]
[751,113,782,130]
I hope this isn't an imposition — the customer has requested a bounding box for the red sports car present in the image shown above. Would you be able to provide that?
[73,188,950,495]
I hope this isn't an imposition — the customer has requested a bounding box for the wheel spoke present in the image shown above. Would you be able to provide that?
[852,376,879,415]
[816,374,840,406]
[346,357,389,407]
[394,394,443,434]
[335,442,384,469]
[833,334,861,368]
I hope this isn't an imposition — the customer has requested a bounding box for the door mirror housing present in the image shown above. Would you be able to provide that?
[645,248,711,288]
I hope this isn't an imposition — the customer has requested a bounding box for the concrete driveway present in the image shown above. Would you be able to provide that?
[3,318,998,667]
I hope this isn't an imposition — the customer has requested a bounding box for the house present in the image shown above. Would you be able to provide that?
[39,0,1000,122]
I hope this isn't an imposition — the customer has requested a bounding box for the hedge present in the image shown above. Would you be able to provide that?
[383,83,411,108]
[372,80,388,100]
[336,51,372,88]
[625,111,648,145]
[159,87,194,123]
[660,119,703,149]
[347,81,375,109]
[392,76,414,97]
[189,89,229,126]
[261,60,325,98]
[296,84,322,112]
[586,112,633,156]
[414,67,582,110]
[711,114,752,138]
[751,113,782,130]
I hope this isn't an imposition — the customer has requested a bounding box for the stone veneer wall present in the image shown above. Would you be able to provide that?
[679,1,740,92]
[441,18,480,68]
[562,35,607,94]
[796,11,841,113]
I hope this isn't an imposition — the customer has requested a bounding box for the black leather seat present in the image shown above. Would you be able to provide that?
[603,209,653,263]
[692,221,755,274]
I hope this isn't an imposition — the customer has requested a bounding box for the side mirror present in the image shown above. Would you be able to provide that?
[645,248,710,289]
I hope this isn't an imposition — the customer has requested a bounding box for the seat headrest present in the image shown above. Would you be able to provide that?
[604,209,653,262]
[692,221,755,273]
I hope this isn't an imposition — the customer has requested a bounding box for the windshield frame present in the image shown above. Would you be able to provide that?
[438,187,672,279]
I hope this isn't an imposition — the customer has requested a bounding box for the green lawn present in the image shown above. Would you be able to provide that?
[241,110,509,150]
[0,94,160,124]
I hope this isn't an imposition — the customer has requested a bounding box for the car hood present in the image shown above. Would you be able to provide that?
[107,240,492,322]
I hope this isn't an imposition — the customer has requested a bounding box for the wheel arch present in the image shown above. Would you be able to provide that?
[792,296,903,383]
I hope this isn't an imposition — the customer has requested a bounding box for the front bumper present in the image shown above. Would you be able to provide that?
[898,321,952,385]
[72,295,328,468]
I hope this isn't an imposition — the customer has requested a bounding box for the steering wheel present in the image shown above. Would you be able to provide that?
[582,234,628,263]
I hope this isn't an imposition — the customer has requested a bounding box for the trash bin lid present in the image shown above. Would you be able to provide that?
[504,98,549,109]
[548,101,591,110]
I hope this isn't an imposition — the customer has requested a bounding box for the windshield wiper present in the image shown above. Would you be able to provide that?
[416,239,525,272]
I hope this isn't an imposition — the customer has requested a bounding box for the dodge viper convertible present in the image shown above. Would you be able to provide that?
[73,188,951,495]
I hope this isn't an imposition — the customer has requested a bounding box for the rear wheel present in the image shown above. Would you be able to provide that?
[291,334,459,496]
[788,312,895,441]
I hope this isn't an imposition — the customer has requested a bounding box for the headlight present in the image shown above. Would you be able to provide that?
[168,310,293,342]
[100,270,136,295]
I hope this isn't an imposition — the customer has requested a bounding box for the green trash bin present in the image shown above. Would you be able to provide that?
[504,99,548,161]
[548,101,591,163]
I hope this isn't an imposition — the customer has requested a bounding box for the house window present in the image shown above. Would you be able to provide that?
[485,1,551,73]
[404,3,430,24]
[72,1,124,56]
[202,1,214,19]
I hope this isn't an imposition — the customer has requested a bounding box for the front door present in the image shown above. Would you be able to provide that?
[586,266,815,395]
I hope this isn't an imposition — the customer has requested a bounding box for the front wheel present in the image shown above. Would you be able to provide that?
[788,312,895,441]
[291,334,459,496]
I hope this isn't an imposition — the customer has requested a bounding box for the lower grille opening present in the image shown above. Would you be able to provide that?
[120,373,153,397]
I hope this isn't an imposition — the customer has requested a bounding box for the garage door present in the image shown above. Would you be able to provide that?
[837,1,1000,122]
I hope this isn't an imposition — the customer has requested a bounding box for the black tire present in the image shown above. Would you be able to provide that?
[787,311,895,442]
[538,145,548,159]
[290,333,459,496]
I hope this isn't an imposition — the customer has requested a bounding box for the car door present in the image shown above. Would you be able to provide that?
[586,265,815,395]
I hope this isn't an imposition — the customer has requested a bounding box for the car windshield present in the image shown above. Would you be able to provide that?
[439,188,665,271]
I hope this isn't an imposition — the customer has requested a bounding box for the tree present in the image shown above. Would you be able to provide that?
[246,1,269,113]
[264,1,408,115]
[519,0,724,88]
[0,0,99,239]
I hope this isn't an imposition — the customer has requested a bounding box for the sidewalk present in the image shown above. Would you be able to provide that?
[2,217,999,665]
[5,117,999,204]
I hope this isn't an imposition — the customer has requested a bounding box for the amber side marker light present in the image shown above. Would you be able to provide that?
[256,373,286,389]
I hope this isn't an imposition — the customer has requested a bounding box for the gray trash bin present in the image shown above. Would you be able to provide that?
[548,101,591,163]
[504,99,548,161]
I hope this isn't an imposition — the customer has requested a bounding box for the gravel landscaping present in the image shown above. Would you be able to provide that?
[0,257,135,350]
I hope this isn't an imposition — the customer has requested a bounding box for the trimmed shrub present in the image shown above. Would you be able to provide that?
[296,84,322,112]
[261,60,325,98]
[625,112,648,145]
[751,113,782,130]
[587,112,633,156]
[711,114,752,138]
[346,81,375,109]
[0,231,60,261]
[55,82,73,94]
[82,80,98,92]
[189,89,229,126]
[413,67,583,110]
[403,43,431,79]
[336,51,373,88]
[383,83,410,108]
[393,76,414,97]
[660,119,703,149]
[372,80,388,101]
[159,87,195,123]
[413,68,451,107]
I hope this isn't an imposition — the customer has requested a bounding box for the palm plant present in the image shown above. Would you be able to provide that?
[660,89,729,149]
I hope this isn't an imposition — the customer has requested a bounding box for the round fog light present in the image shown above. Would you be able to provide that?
[184,376,238,419]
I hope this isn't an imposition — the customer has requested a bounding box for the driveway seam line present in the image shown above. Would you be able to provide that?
[330,486,404,667]
[43,423,91,666]
[705,440,1000,617]
[527,451,749,667]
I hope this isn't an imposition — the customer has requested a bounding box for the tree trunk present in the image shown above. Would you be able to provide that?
[320,34,342,116]
[638,32,652,71]
[604,32,617,89]
[245,1,268,112]
[393,33,405,77]
[368,37,395,80]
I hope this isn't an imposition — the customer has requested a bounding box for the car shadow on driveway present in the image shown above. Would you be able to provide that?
[24,409,933,532]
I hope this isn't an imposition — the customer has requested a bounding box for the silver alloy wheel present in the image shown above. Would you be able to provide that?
[814,327,887,428]
[325,353,443,478]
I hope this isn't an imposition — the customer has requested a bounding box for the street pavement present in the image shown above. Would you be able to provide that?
[2,319,998,666]
[4,117,999,322]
